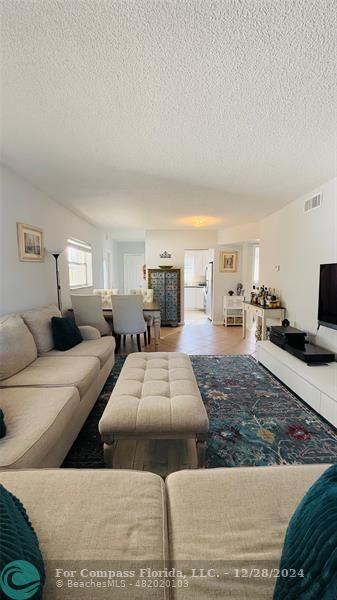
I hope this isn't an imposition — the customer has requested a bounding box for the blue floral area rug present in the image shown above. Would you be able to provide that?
[62,355,337,469]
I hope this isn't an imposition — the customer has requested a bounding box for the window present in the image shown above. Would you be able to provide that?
[184,250,208,284]
[67,238,93,288]
[252,245,260,285]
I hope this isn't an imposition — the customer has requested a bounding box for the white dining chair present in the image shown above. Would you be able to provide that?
[93,288,119,308]
[129,288,154,342]
[110,294,147,352]
[129,288,154,303]
[71,295,111,336]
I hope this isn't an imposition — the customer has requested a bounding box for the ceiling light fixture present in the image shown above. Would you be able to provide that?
[178,215,222,228]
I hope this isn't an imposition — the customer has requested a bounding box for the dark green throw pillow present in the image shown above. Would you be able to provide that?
[0,485,45,599]
[273,464,337,600]
[0,409,6,438]
[51,316,83,351]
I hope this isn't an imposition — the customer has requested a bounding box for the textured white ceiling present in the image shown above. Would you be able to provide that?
[1,0,336,235]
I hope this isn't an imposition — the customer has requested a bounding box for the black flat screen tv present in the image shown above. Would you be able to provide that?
[318,263,337,331]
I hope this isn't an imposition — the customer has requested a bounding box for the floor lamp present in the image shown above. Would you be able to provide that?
[48,249,64,312]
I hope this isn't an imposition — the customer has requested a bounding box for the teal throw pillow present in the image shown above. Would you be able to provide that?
[0,484,45,599]
[51,316,83,351]
[273,464,337,600]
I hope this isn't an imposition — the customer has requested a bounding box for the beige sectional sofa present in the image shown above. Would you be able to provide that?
[0,463,329,599]
[0,305,115,469]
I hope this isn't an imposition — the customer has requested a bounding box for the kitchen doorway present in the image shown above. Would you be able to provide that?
[184,249,212,323]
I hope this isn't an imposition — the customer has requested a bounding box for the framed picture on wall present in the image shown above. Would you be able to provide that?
[17,223,44,261]
[219,250,238,272]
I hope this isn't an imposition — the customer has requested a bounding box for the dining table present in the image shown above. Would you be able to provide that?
[102,302,161,350]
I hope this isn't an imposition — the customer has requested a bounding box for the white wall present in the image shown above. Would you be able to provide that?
[241,242,259,296]
[217,224,260,313]
[145,229,218,320]
[218,221,260,245]
[145,229,217,267]
[260,177,337,353]
[213,244,243,322]
[0,163,109,314]
[3,161,335,348]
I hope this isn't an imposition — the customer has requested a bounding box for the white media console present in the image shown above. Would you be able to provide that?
[257,341,337,429]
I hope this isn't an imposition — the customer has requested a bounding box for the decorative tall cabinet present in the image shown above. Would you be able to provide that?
[148,269,181,326]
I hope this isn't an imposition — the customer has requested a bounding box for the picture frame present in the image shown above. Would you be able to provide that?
[219,250,238,272]
[17,223,44,262]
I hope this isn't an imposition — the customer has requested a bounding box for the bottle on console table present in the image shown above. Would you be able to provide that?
[258,286,267,307]
[250,285,257,304]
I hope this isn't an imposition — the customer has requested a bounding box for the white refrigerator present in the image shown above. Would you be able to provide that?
[205,261,213,321]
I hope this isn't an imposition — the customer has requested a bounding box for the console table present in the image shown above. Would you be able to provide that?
[243,302,286,341]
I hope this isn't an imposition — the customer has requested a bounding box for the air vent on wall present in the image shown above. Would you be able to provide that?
[304,192,322,213]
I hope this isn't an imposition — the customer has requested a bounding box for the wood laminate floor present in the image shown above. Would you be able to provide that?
[119,317,257,356]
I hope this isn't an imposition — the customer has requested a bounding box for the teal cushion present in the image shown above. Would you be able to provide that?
[0,485,45,599]
[51,316,82,351]
[0,409,6,438]
[273,464,337,600]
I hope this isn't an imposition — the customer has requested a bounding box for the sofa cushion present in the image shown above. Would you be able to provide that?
[44,336,115,367]
[0,314,37,380]
[78,325,101,340]
[165,465,330,600]
[22,305,61,353]
[0,469,167,599]
[0,356,100,398]
[0,387,80,469]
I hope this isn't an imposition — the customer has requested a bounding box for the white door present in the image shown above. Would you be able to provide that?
[124,253,145,293]
[103,249,113,289]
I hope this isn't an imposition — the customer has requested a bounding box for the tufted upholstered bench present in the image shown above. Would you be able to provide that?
[99,352,209,475]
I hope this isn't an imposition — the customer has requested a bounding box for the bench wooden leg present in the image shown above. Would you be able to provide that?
[104,441,117,468]
[196,435,207,468]
[136,334,141,351]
